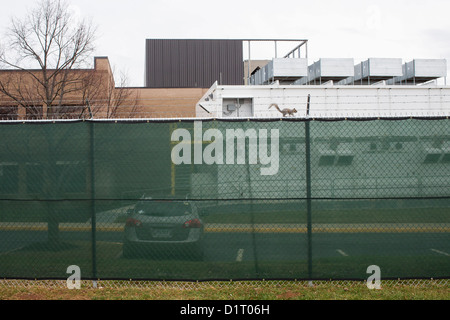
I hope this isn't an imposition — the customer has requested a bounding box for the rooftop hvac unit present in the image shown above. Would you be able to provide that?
[295,58,355,85]
[265,58,308,84]
[251,64,267,85]
[250,66,266,85]
[389,59,447,85]
[351,58,403,85]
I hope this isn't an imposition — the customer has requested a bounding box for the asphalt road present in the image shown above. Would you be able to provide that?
[1,228,449,262]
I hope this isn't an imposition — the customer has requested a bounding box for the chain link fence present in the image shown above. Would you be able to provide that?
[0,118,448,285]
[0,278,448,291]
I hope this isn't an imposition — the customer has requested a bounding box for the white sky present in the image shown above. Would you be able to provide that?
[1,0,449,87]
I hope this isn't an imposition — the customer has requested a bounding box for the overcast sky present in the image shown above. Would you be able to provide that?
[1,0,449,86]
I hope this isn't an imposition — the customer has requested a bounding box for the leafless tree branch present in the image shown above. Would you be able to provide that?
[0,0,97,119]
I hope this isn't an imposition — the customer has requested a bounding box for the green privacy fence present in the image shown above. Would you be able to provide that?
[0,118,449,281]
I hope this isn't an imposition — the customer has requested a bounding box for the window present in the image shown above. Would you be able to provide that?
[336,155,354,166]
[423,153,441,164]
[0,106,18,120]
[318,155,336,166]
[442,153,450,163]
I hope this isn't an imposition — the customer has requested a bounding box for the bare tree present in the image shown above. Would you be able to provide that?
[103,69,140,119]
[0,0,97,246]
[0,0,96,118]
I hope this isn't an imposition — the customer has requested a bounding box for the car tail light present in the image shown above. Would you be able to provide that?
[125,218,142,227]
[183,218,202,228]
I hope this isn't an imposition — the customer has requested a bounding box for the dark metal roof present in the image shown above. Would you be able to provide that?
[145,39,244,88]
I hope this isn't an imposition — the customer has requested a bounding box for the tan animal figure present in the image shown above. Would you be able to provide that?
[269,103,297,117]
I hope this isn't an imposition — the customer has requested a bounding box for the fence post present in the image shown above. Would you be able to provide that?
[304,95,313,284]
[246,144,260,277]
[89,119,98,286]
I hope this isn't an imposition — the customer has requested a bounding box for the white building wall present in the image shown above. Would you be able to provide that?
[196,83,450,118]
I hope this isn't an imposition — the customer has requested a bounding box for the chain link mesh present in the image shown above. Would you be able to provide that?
[0,278,448,290]
[0,118,448,282]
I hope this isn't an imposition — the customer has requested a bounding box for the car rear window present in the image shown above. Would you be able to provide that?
[134,201,193,217]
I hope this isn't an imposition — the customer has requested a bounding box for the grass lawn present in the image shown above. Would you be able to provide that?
[0,279,448,300]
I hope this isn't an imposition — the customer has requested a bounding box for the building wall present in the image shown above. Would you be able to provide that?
[0,57,113,119]
[0,56,208,119]
[131,87,209,118]
[196,84,450,118]
[145,39,244,88]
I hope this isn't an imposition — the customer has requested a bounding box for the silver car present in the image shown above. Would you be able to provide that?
[123,200,204,260]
